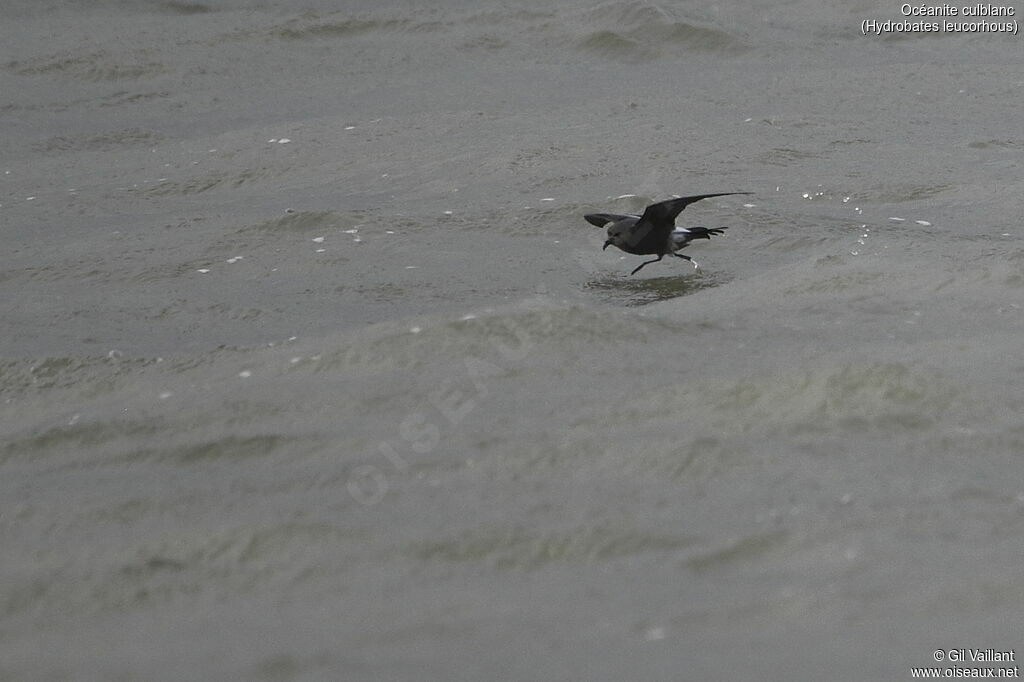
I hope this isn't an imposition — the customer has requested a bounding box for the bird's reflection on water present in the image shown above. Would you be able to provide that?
[585,270,730,307]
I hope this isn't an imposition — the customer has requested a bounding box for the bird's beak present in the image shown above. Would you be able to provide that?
[602,240,612,251]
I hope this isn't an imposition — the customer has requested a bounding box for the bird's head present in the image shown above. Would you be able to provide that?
[604,225,625,251]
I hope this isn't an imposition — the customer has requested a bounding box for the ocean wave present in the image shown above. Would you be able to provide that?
[246,210,364,234]
[316,300,661,376]
[237,1,744,63]
[32,128,166,154]
[411,523,698,569]
[0,518,351,620]
[268,16,449,41]
[584,361,962,438]
[572,0,746,61]
[6,50,165,82]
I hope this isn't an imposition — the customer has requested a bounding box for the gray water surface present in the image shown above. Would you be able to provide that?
[2,1,1023,679]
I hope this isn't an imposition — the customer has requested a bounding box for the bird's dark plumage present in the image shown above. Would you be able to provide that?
[585,192,749,275]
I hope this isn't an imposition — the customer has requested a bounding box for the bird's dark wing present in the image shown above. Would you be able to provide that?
[584,213,637,228]
[639,192,749,227]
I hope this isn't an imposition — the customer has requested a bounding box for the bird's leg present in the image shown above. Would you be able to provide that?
[674,253,699,270]
[630,255,663,275]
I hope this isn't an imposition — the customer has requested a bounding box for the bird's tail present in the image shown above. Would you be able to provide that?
[679,226,727,240]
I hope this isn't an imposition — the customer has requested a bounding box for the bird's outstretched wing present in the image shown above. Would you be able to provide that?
[584,213,638,228]
[639,192,749,227]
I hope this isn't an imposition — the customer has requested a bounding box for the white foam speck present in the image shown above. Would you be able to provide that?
[226,256,243,263]
[288,336,298,342]
[644,627,667,642]
[208,149,216,153]
[743,203,755,208]
[889,217,905,222]
[312,236,325,243]
[343,228,358,234]
[915,220,931,226]
[197,268,210,274]
[268,138,277,143]
[461,314,476,321]
[443,210,453,215]
[316,248,326,253]
[290,357,302,364]
[540,197,555,202]
[616,194,636,199]
[553,240,560,244]
[385,230,395,234]
[158,391,173,400]
[353,237,362,243]
[238,370,252,378]
[26,196,36,201]
[410,326,421,334]
[278,138,291,144]
[344,126,355,130]
[405,265,418,269]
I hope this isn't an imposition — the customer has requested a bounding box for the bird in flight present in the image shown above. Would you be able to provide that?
[585,192,749,275]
